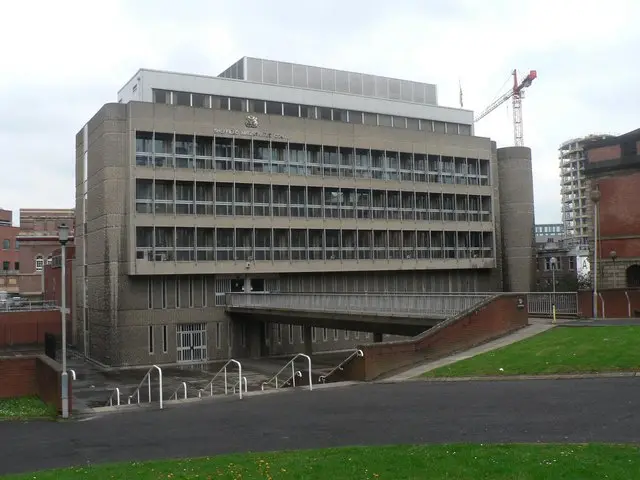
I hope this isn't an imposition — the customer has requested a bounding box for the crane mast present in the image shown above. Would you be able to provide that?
[474,69,537,146]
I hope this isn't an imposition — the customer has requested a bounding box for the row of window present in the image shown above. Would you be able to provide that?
[1,261,19,271]
[135,181,493,221]
[2,239,19,250]
[136,227,494,262]
[136,132,490,184]
[221,57,438,106]
[266,324,371,345]
[146,320,370,355]
[152,89,471,135]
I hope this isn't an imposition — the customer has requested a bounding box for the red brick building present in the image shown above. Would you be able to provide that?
[584,128,640,289]
[0,209,20,294]
[15,209,75,298]
[43,246,75,340]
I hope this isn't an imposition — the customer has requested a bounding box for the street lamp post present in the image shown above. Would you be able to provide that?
[550,257,557,324]
[590,189,601,318]
[610,250,618,288]
[58,223,70,419]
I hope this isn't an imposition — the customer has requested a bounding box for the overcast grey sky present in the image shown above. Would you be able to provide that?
[1,0,638,225]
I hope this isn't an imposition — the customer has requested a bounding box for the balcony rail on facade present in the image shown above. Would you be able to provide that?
[226,292,491,319]
[0,300,58,313]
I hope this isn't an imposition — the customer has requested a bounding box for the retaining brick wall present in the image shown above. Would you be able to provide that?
[0,310,61,347]
[342,294,529,381]
[0,358,36,398]
[577,289,640,318]
[0,355,71,414]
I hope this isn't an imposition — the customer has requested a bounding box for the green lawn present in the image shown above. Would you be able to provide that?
[424,326,640,378]
[3,444,640,479]
[0,396,57,420]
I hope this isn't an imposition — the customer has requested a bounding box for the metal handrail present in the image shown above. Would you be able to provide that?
[127,365,163,409]
[198,359,243,400]
[68,369,76,381]
[107,387,121,407]
[598,293,605,318]
[319,349,363,383]
[169,382,187,401]
[625,291,631,317]
[261,353,312,391]
[231,376,248,395]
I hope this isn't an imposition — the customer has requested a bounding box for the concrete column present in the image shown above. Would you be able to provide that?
[303,325,313,355]
[373,332,383,343]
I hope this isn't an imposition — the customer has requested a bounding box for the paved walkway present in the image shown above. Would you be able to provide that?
[385,320,554,381]
[1,377,639,476]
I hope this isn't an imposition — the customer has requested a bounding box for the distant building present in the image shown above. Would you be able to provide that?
[534,223,576,291]
[13,209,75,298]
[559,135,615,250]
[584,128,640,289]
[0,209,20,294]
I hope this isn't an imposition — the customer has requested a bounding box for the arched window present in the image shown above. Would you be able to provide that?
[35,255,44,272]
[626,265,640,288]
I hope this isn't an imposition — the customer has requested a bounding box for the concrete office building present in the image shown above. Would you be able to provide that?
[559,135,614,252]
[75,57,534,367]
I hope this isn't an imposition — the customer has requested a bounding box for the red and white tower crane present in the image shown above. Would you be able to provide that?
[474,69,537,147]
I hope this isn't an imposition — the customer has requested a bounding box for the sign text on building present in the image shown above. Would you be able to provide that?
[212,128,288,140]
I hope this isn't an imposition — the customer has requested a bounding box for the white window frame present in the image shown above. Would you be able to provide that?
[333,329,339,341]
[322,328,328,342]
[35,255,44,272]
[311,327,317,343]
[288,324,294,344]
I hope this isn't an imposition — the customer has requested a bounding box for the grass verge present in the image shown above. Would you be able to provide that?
[2,444,640,479]
[424,326,640,377]
[0,396,57,420]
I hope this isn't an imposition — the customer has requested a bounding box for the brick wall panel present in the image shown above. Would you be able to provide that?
[0,310,61,347]
[348,295,528,381]
[578,289,640,318]
[598,173,640,240]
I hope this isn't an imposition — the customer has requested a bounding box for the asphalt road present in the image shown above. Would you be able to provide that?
[1,378,639,476]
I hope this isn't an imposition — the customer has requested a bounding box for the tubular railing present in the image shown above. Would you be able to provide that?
[198,359,243,400]
[625,291,631,317]
[261,353,312,391]
[598,293,606,318]
[0,300,58,312]
[226,293,490,318]
[526,292,579,316]
[319,349,364,383]
[231,376,248,395]
[169,382,188,401]
[68,369,76,381]
[127,365,163,409]
[107,387,121,407]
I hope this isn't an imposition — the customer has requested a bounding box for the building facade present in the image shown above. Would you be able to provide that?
[559,135,614,250]
[75,58,534,367]
[0,209,20,294]
[16,209,75,298]
[584,128,640,289]
[533,223,577,291]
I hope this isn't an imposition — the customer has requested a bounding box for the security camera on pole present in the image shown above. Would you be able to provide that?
[58,223,70,419]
